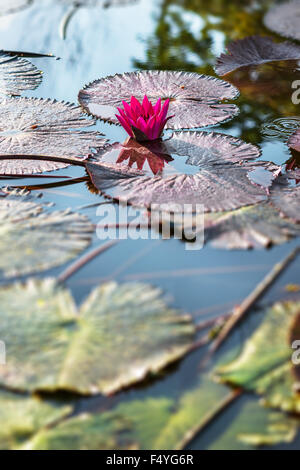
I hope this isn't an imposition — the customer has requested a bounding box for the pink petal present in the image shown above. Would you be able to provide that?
[116,114,134,137]
[159,99,170,122]
[122,100,134,120]
[153,98,162,115]
[142,95,154,117]
[130,96,143,115]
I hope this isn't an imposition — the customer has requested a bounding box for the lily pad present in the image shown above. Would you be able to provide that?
[289,128,300,152]
[271,183,300,223]
[0,190,94,278]
[264,1,300,41]
[87,131,269,213]
[22,376,231,450]
[216,300,300,413]
[0,51,42,96]
[78,71,240,129]
[0,97,106,174]
[0,390,72,450]
[0,279,195,395]
[204,203,300,249]
[215,36,300,76]
[0,0,32,16]
[22,376,297,450]
[208,399,297,450]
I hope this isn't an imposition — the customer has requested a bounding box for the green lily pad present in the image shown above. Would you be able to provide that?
[22,376,297,450]
[0,389,72,450]
[216,301,300,413]
[21,376,231,450]
[0,190,94,278]
[0,278,195,395]
[208,399,297,450]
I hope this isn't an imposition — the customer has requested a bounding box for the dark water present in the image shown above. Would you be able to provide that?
[1,0,300,449]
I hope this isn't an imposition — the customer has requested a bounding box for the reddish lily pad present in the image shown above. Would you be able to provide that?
[289,128,300,152]
[204,202,300,250]
[0,97,106,174]
[78,71,240,129]
[0,51,42,95]
[0,0,32,16]
[87,131,270,213]
[215,36,300,76]
[271,183,300,223]
[264,1,300,41]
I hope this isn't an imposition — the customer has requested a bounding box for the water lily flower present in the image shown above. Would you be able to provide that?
[116,95,173,142]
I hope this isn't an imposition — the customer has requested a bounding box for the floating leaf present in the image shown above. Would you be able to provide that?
[0,279,195,395]
[0,190,94,278]
[0,390,72,450]
[23,376,231,450]
[208,399,297,450]
[215,36,300,76]
[87,131,268,213]
[289,128,300,152]
[204,203,300,249]
[0,51,42,96]
[23,377,296,450]
[271,184,300,223]
[216,300,300,413]
[264,1,300,41]
[0,97,106,174]
[0,0,31,16]
[78,71,240,129]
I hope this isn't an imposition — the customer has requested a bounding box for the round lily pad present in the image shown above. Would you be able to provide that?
[0,97,106,174]
[0,190,94,278]
[0,51,42,95]
[87,131,269,213]
[0,279,195,395]
[264,1,300,41]
[78,70,240,129]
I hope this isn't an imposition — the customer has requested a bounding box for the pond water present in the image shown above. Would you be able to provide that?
[0,0,300,450]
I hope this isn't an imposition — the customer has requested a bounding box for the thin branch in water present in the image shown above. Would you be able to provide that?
[176,389,242,450]
[11,176,88,191]
[57,240,118,284]
[0,174,71,179]
[0,155,87,167]
[2,50,58,59]
[206,245,300,359]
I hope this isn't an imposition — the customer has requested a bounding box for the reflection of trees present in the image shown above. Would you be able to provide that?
[133,0,299,145]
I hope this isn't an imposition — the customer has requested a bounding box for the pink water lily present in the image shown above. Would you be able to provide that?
[116,95,173,142]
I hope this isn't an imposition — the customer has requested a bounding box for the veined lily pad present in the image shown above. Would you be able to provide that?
[271,183,300,223]
[216,301,300,413]
[208,399,297,450]
[0,97,106,174]
[22,376,297,450]
[0,51,42,96]
[0,390,72,450]
[289,128,300,152]
[22,376,231,450]
[87,131,269,213]
[0,190,94,278]
[264,1,300,41]
[78,71,240,129]
[0,279,195,395]
[0,0,32,16]
[204,202,300,249]
[215,36,300,76]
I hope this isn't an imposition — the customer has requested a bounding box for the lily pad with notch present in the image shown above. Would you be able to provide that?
[215,36,300,76]
[0,51,42,96]
[87,131,272,213]
[0,189,94,278]
[0,278,195,395]
[0,97,106,174]
[78,70,240,129]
